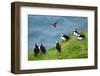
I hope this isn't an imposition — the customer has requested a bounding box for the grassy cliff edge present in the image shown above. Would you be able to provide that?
[28,32,88,60]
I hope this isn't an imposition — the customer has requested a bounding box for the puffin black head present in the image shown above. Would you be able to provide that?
[35,43,39,48]
[73,28,78,33]
[60,33,64,36]
[56,41,59,45]
[35,43,37,46]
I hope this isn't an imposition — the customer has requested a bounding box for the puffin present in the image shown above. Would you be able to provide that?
[40,44,46,54]
[61,33,70,40]
[50,21,58,28]
[73,29,85,40]
[56,41,61,52]
[33,43,40,56]
[73,29,80,36]
[77,34,85,40]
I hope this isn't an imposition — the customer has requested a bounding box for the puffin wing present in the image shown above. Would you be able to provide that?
[50,20,59,28]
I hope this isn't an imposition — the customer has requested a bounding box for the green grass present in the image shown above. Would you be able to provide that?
[28,32,88,61]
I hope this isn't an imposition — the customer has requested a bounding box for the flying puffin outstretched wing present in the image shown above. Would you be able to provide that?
[49,20,59,28]
[52,21,58,27]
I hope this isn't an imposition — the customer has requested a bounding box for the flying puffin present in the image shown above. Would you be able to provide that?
[56,41,61,52]
[40,44,46,54]
[73,29,80,36]
[50,21,58,28]
[33,43,40,56]
[61,33,70,41]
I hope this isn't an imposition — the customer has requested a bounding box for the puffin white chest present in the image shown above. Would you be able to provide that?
[77,36,83,40]
[73,32,80,36]
[61,36,66,40]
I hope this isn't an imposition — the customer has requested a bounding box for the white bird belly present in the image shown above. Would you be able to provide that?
[61,37,66,40]
[74,32,80,36]
[77,37,83,40]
